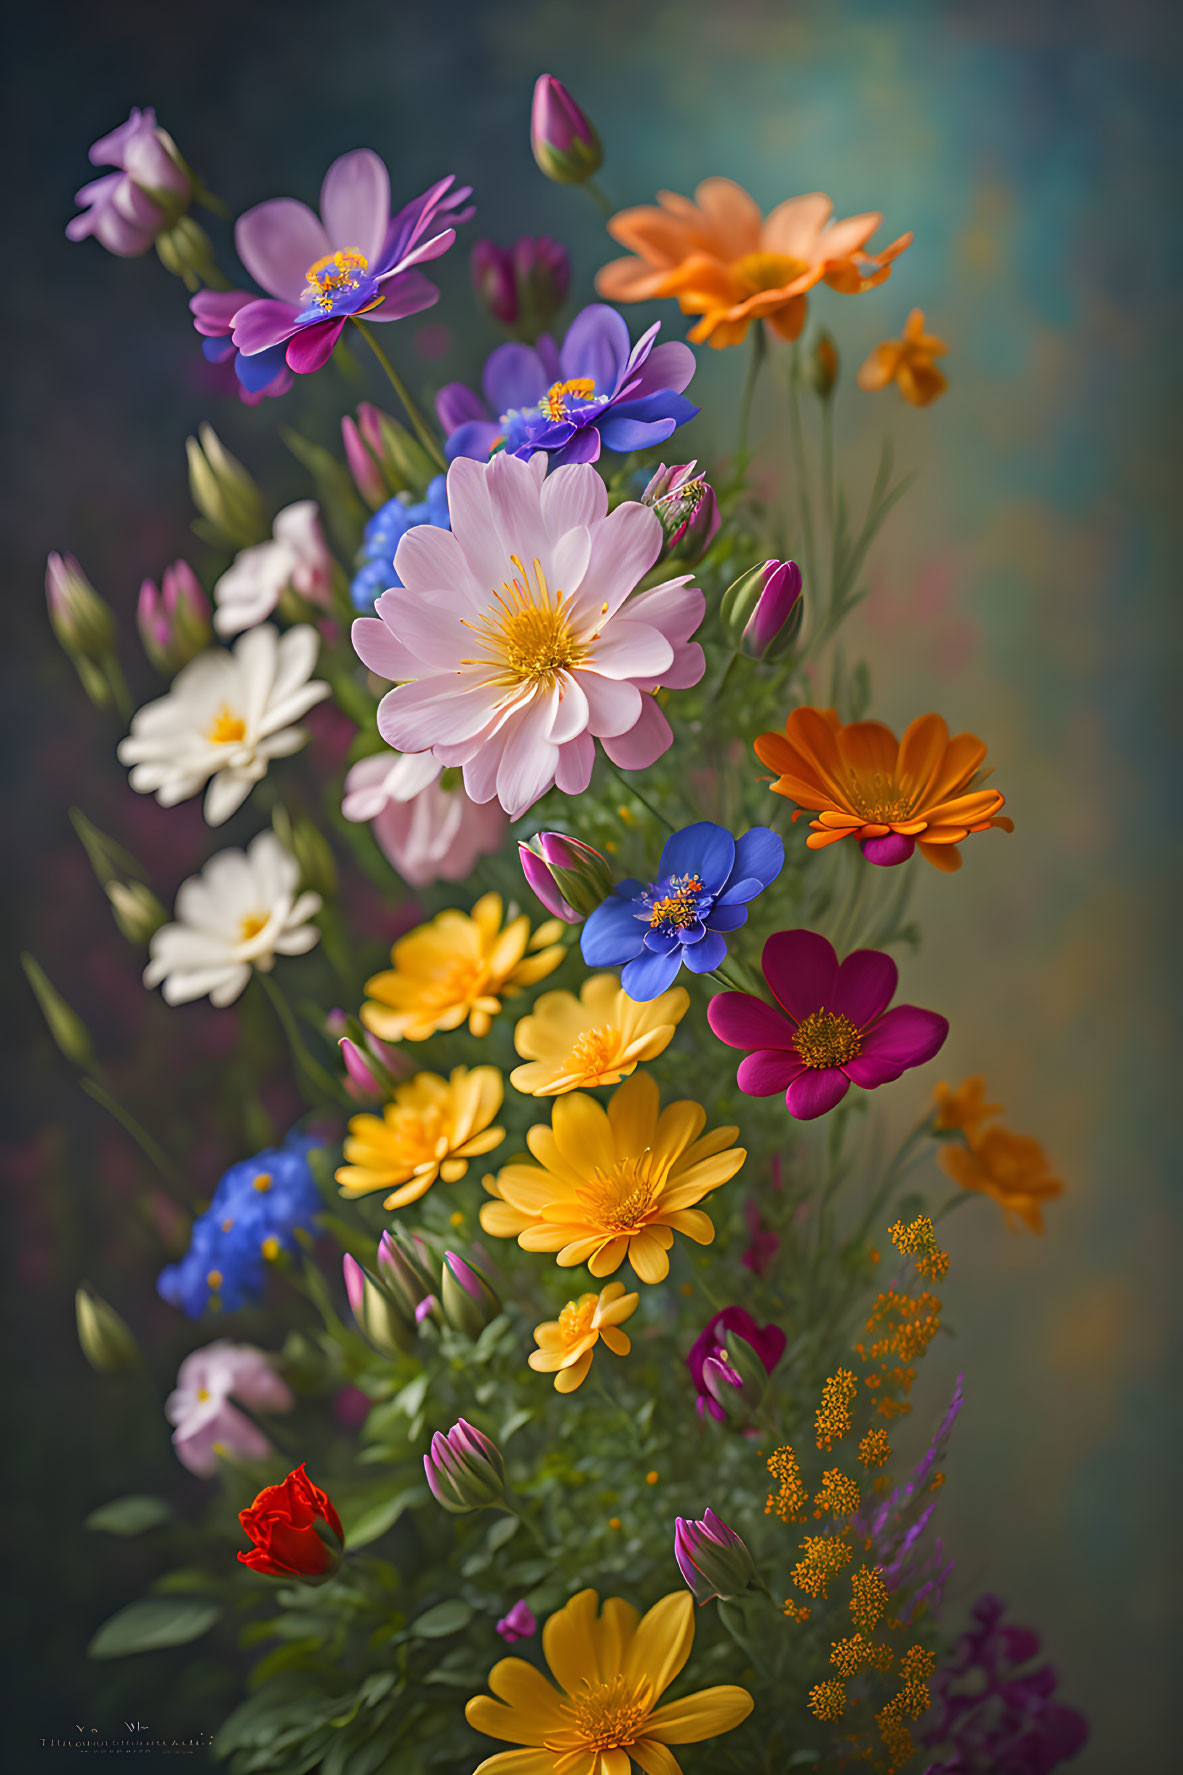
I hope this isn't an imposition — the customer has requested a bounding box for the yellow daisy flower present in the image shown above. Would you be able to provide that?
[465,1587,753,1774]
[361,892,566,1043]
[510,972,689,1097]
[528,1281,638,1393]
[335,1065,505,1210]
[480,1069,745,1284]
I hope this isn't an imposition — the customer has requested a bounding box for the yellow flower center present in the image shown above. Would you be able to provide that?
[385,1105,452,1171]
[260,1236,280,1261]
[556,1294,597,1346]
[304,248,369,311]
[196,1387,211,1403]
[566,1024,620,1076]
[252,1172,272,1193]
[844,770,915,824]
[792,1009,862,1069]
[578,1154,661,1234]
[734,250,810,293]
[541,377,596,419]
[206,1269,223,1289]
[648,873,704,930]
[239,913,269,942]
[462,555,586,690]
[205,704,247,745]
[555,1676,652,1753]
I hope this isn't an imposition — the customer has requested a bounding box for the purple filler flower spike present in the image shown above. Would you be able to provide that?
[709,929,948,1120]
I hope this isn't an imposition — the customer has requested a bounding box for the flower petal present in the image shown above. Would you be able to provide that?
[645,1685,754,1744]
[785,1068,850,1119]
[762,929,838,1020]
[829,948,898,1028]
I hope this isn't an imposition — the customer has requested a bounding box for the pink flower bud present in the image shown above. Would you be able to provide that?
[674,1509,757,1603]
[339,1037,382,1096]
[496,1600,537,1642]
[530,76,603,184]
[642,462,720,566]
[742,560,803,656]
[519,832,612,922]
[423,1418,505,1512]
[342,414,387,510]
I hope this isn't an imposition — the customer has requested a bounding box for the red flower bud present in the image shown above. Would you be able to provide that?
[236,1463,344,1583]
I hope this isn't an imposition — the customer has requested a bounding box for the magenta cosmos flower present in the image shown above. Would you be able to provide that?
[351,452,706,819]
[229,150,472,375]
[708,929,948,1120]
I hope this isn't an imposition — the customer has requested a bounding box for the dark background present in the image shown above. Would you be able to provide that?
[5,0,1180,1768]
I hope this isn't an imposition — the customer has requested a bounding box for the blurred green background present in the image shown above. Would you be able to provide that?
[5,0,1178,1768]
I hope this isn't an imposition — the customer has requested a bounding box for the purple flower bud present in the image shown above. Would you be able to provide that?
[742,560,803,656]
[342,414,387,510]
[137,559,210,673]
[415,1294,439,1324]
[642,462,720,566]
[860,832,916,868]
[531,75,603,184]
[674,1509,757,1604]
[339,1037,382,1097]
[378,1228,437,1319]
[471,236,571,341]
[342,1254,416,1356]
[519,832,613,923]
[496,1600,537,1642]
[471,240,519,328]
[701,1353,745,1412]
[423,1418,506,1513]
[440,1251,502,1337]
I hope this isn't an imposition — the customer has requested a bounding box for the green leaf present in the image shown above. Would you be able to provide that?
[408,1599,473,1639]
[88,1596,220,1659]
[485,1514,519,1553]
[340,1484,423,1550]
[499,1406,534,1444]
[84,1495,174,1536]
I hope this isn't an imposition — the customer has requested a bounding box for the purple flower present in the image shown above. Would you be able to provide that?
[708,929,948,1120]
[496,1600,537,1643]
[66,108,190,257]
[471,236,571,339]
[582,821,784,1001]
[423,1418,506,1513]
[531,76,602,184]
[743,560,803,654]
[229,151,472,376]
[436,303,698,467]
[687,1307,786,1423]
[854,1377,963,1623]
[191,290,292,404]
[519,832,614,923]
[922,1594,1089,1774]
[674,1509,757,1603]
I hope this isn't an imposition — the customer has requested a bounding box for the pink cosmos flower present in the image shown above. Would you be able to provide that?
[351,452,705,819]
[230,150,472,375]
[341,749,507,886]
[165,1340,294,1477]
[66,108,190,257]
[708,929,948,1120]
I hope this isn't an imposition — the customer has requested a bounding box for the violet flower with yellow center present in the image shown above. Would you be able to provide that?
[480,1069,745,1284]
[360,892,565,1043]
[529,1280,638,1393]
[465,1587,752,1774]
[335,1065,505,1210]
[754,706,1012,871]
[510,973,689,1096]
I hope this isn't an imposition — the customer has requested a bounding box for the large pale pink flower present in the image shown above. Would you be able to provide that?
[165,1341,294,1477]
[341,749,507,886]
[351,453,705,819]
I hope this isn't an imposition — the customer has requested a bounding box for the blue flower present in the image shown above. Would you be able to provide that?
[435,303,698,468]
[349,476,451,611]
[581,822,784,1001]
[157,1129,324,1318]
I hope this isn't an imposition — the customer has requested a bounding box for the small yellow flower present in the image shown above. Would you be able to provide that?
[480,1069,746,1284]
[335,1066,505,1210]
[528,1281,638,1393]
[361,892,565,1043]
[940,1125,1063,1233]
[510,972,689,1096]
[465,1588,753,1774]
[933,1074,1002,1140]
[857,307,948,406]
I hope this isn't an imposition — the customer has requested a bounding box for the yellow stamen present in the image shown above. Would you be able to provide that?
[196,1387,211,1403]
[461,554,585,689]
[260,1236,280,1261]
[648,873,703,929]
[844,770,915,824]
[206,1269,223,1289]
[792,1009,862,1069]
[251,1172,272,1193]
[734,250,810,293]
[205,704,246,745]
[304,248,369,312]
[239,913,269,943]
[577,1154,660,1234]
[541,377,596,419]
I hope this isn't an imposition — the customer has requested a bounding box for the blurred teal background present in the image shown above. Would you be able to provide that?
[6,0,1178,1767]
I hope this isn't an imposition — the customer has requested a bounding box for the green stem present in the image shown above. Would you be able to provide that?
[503,1502,550,1556]
[607,762,677,833]
[581,177,615,218]
[851,1114,936,1247]
[351,319,446,470]
[79,1074,187,1195]
[101,653,134,722]
[785,345,818,595]
[255,972,347,1107]
[710,648,743,707]
[737,324,766,459]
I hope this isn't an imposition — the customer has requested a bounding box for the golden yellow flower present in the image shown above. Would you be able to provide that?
[335,1066,505,1210]
[940,1126,1063,1233]
[857,307,948,406]
[480,1069,745,1284]
[465,1587,753,1774]
[510,972,689,1097]
[361,892,566,1043]
[933,1075,1003,1141]
[528,1281,639,1393]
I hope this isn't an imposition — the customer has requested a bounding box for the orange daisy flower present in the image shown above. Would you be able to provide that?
[596,178,912,348]
[940,1126,1063,1233]
[754,707,1012,872]
[933,1075,1003,1141]
[858,308,949,406]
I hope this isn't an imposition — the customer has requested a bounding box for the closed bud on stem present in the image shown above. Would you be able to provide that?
[809,329,840,400]
[440,1251,502,1338]
[338,1038,383,1098]
[342,1254,417,1356]
[186,424,268,550]
[531,75,603,184]
[471,237,571,342]
[45,552,116,661]
[642,462,721,566]
[378,1228,438,1321]
[721,559,804,658]
[674,1509,758,1603]
[374,408,437,493]
[22,954,94,1067]
[75,1283,139,1373]
[107,880,167,945]
[154,214,224,292]
[137,560,211,673]
[519,832,612,923]
[341,407,391,509]
[423,1418,506,1513]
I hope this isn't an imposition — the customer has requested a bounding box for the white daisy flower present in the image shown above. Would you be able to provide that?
[117,624,329,826]
[213,500,333,637]
[144,831,322,1007]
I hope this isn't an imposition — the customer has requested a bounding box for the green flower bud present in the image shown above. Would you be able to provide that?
[76,1284,139,1373]
[440,1252,502,1338]
[106,881,168,946]
[343,1255,417,1356]
[186,424,269,550]
[45,553,115,661]
[22,954,94,1067]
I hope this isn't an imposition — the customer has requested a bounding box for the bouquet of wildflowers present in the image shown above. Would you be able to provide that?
[38,77,1091,1775]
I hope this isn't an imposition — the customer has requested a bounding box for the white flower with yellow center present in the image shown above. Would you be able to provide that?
[144,831,322,1007]
[118,625,329,826]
